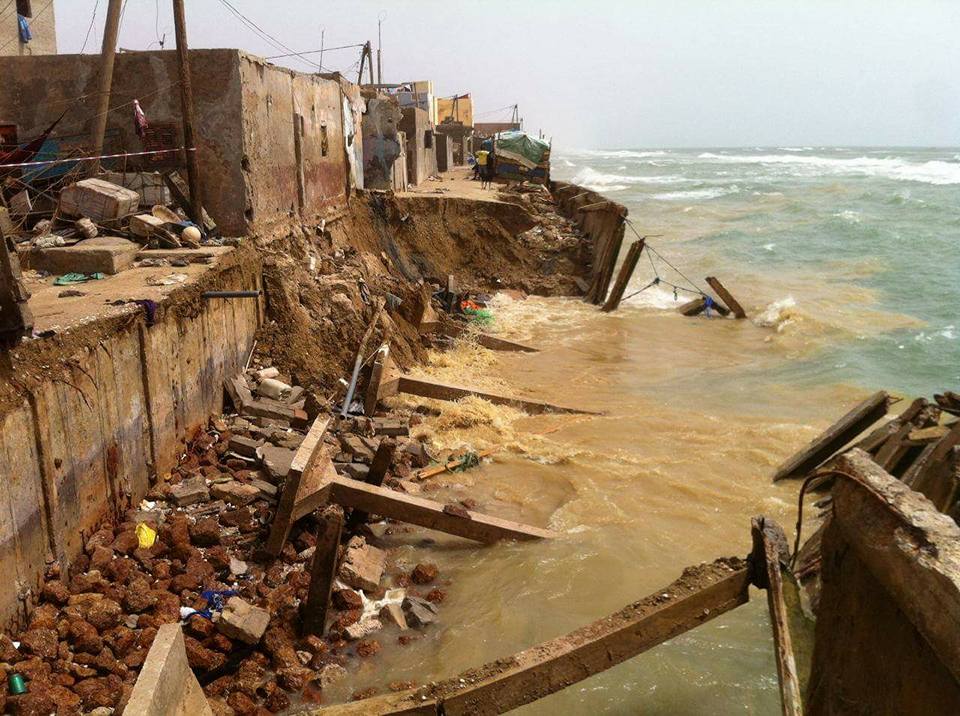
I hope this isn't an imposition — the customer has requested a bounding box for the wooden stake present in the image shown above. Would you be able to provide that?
[316,558,750,714]
[302,506,344,636]
[751,517,803,716]
[89,0,124,176]
[346,439,395,527]
[172,0,205,225]
[772,391,890,481]
[601,239,645,312]
[705,276,747,319]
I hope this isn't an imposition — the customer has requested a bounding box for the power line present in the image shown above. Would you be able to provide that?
[264,43,365,61]
[79,0,100,54]
[215,0,321,71]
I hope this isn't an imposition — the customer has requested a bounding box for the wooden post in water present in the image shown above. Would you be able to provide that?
[706,276,747,319]
[602,239,645,312]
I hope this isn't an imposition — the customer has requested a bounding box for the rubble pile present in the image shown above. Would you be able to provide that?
[0,360,462,714]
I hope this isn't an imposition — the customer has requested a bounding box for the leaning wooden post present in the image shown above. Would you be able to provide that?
[602,239,645,312]
[751,517,803,716]
[172,0,205,225]
[88,0,124,176]
[705,276,747,319]
[347,438,396,528]
[302,506,344,636]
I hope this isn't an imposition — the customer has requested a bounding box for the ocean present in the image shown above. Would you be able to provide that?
[333,148,960,713]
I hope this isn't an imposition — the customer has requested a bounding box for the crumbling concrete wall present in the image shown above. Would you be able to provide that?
[806,450,960,714]
[362,98,402,191]
[0,50,246,233]
[0,49,357,237]
[0,2,57,57]
[0,254,260,630]
[399,106,437,186]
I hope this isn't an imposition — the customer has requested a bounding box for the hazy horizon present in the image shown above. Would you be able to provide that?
[52,0,960,149]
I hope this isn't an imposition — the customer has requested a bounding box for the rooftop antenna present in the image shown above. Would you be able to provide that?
[318,27,324,72]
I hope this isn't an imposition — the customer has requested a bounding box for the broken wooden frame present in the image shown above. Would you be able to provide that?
[601,238,645,313]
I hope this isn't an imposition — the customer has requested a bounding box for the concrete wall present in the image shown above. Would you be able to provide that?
[362,98,403,191]
[0,257,260,630]
[0,50,246,233]
[399,107,437,186]
[0,1,57,56]
[0,49,357,237]
[436,95,473,127]
[393,131,408,192]
[436,132,454,173]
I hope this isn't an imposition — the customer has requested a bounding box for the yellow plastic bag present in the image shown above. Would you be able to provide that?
[135,522,157,549]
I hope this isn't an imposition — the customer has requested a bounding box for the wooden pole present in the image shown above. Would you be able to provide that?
[89,0,124,176]
[705,276,747,319]
[751,517,803,716]
[172,0,204,225]
[601,239,645,312]
[302,506,344,636]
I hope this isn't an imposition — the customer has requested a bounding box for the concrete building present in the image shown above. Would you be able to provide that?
[0,49,362,236]
[0,0,57,57]
[361,95,404,191]
[399,106,438,186]
[436,94,473,128]
[394,80,436,123]
[435,132,454,173]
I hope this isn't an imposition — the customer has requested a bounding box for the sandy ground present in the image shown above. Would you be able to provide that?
[399,166,509,203]
[22,246,235,334]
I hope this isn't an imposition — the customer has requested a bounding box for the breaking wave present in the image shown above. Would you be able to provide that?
[650,187,736,201]
[696,152,960,185]
[754,296,799,332]
[574,149,669,159]
[570,167,685,191]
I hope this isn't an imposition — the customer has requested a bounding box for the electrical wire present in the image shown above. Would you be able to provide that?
[264,43,364,61]
[215,0,321,71]
[79,0,100,54]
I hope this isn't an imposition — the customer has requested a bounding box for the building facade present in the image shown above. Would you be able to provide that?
[0,1,57,57]
[399,106,438,186]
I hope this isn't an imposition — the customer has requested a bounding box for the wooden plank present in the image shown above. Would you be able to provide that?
[601,239,645,313]
[440,324,539,353]
[365,346,401,416]
[855,398,926,454]
[414,449,496,481]
[396,376,599,416]
[833,449,960,683]
[264,416,332,556]
[751,517,803,716]
[314,559,750,715]
[905,421,960,500]
[330,477,556,542]
[706,276,747,319]
[772,391,889,481]
[347,439,396,527]
[677,296,707,316]
[302,506,344,636]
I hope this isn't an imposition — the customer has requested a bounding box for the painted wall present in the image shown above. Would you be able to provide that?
[399,107,438,186]
[436,95,473,128]
[0,2,57,57]
[362,97,402,191]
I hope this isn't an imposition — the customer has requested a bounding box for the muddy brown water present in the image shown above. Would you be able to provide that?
[315,291,874,714]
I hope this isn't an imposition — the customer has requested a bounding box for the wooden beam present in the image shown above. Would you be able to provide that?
[264,416,333,556]
[330,477,556,542]
[772,391,890,481]
[313,558,750,715]
[440,324,539,353]
[414,449,496,481]
[677,296,706,316]
[751,517,803,716]
[365,346,401,416]
[601,239,645,312]
[705,276,747,319]
[396,376,599,415]
[347,439,395,527]
[302,506,344,636]
[833,449,960,683]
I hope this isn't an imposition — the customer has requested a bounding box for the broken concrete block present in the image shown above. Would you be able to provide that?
[59,178,140,222]
[28,236,140,276]
[344,618,382,641]
[338,537,385,592]
[250,479,277,498]
[228,435,263,458]
[102,171,172,206]
[257,378,292,400]
[373,418,409,437]
[341,435,375,464]
[129,213,165,239]
[210,480,260,506]
[402,596,438,628]
[216,597,270,645]
[75,217,98,238]
[260,445,296,480]
[379,603,408,630]
[254,366,279,381]
[169,477,209,507]
[337,463,370,481]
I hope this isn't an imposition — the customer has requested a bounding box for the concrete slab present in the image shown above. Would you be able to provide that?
[125,624,212,716]
[24,237,140,276]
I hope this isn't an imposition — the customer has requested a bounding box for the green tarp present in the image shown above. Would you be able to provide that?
[494,130,550,169]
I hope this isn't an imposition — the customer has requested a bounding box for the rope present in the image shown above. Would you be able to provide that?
[615,224,708,305]
[1,146,193,170]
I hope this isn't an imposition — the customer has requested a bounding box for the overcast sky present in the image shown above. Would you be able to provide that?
[54,0,960,149]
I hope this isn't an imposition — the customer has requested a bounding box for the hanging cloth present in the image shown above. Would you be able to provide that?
[17,15,32,44]
[133,100,149,139]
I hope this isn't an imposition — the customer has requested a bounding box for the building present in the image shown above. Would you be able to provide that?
[436,94,473,128]
[435,132,454,173]
[0,1,57,57]
[361,94,404,191]
[393,80,436,123]
[0,49,363,236]
[474,121,521,138]
[399,106,437,186]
